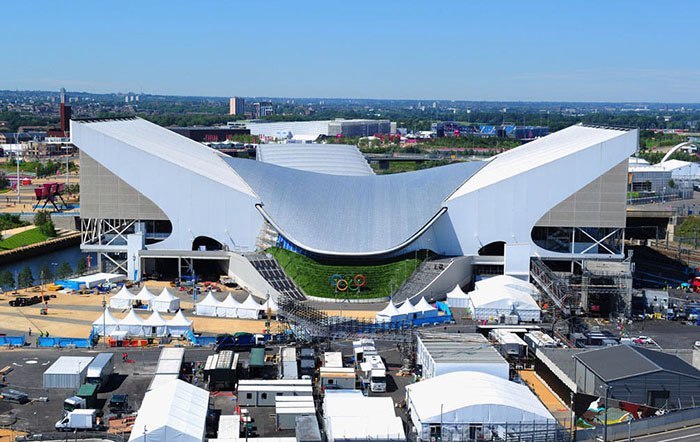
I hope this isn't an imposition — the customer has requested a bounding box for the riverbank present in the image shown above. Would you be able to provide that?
[0,231,81,266]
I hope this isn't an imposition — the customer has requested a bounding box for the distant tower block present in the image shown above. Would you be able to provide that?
[59,88,71,135]
[229,97,245,116]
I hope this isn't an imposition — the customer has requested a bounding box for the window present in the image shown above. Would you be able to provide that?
[261,393,268,400]
[246,393,252,399]
[328,379,334,385]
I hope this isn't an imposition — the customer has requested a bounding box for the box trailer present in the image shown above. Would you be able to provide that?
[320,367,356,390]
[85,353,114,390]
[276,406,316,430]
[279,347,298,380]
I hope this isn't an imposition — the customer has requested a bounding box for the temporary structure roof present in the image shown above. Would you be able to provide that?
[475,275,539,297]
[128,379,209,442]
[405,371,555,424]
[240,294,263,310]
[195,291,223,317]
[135,286,156,302]
[375,302,401,323]
[236,294,262,319]
[219,293,242,318]
[262,295,278,312]
[446,285,470,308]
[169,310,193,327]
[143,310,168,336]
[468,283,541,321]
[323,393,405,442]
[119,309,146,336]
[109,286,135,309]
[152,287,181,312]
[92,308,120,335]
[413,297,438,316]
[397,300,416,315]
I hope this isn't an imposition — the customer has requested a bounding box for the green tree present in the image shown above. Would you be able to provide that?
[0,270,15,292]
[76,257,87,275]
[56,261,73,279]
[38,264,54,284]
[18,266,34,288]
[33,211,57,237]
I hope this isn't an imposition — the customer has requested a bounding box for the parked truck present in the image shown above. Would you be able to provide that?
[85,352,114,391]
[55,409,103,431]
[63,396,86,413]
[359,355,386,393]
[215,332,270,352]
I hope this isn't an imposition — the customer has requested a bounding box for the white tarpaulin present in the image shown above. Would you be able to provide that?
[475,274,539,299]
[92,308,120,336]
[375,302,403,323]
[143,310,169,337]
[109,286,135,310]
[237,295,262,319]
[446,285,470,309]
[119,309,146,336]
[152,288,181,313]
[167,310,193,337]
[128,379,209,442]
[134,286,156,308]
[195,291,223,317]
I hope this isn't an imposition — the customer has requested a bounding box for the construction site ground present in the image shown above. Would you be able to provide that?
[518,369,572,427]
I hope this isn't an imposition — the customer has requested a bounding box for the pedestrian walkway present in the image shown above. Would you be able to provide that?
[518,369,571,427]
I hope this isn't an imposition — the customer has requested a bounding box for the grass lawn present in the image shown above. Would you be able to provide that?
[267,247,425,299]
[0,228,49,250]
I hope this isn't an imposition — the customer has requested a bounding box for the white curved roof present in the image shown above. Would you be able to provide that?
[257,143,374,176]
[450,125,632,200]
[227,157,484,255]
[468,286,540,311]
[406,371,554,423]
[75,117,255,197]
[475,275,539,296]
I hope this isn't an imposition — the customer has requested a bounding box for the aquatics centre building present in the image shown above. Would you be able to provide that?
[71,118,638,301]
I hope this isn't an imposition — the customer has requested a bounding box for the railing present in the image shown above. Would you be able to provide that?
[575,406,700,441]
[530,258,571,312]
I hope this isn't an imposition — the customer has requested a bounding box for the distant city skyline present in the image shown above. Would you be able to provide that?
[4,0,700,102]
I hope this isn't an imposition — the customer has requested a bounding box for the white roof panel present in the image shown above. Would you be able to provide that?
[257,144,374,176]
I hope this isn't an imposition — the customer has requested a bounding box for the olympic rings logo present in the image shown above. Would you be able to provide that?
[330,274,366,292]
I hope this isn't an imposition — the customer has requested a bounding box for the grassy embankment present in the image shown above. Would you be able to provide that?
[267,247,425,299]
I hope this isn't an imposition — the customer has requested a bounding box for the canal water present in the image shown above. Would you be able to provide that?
[0,245,96,278]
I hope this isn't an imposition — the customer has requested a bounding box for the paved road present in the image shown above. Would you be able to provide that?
[613,424,700,441]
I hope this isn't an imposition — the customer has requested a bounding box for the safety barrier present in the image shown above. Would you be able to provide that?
[575,407,700,441]
[413,314,453,327]
[37,336,93,348]
[0,336,25,347]
[186,330,217,347]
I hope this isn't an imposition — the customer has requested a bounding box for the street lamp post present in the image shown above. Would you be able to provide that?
[102,294,107,348]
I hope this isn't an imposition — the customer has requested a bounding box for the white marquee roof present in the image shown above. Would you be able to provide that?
[93,308,120,326]
[120,309,145,326]
[169,310,193,327]
[198,291,223,307]
[377,301,401,318]
[143,310,167,326]
[468,286,540,311]
[135,286,156,301]
[111,286,135,300]
[156,287,179,302]
[128,379,209,442]
[397,300,416,315]
[413,297,436,313]
[446,285,469,299]
[240,294,263,311]
[221,293,242,308]
[406,371,554,424]
[475,275,538,296]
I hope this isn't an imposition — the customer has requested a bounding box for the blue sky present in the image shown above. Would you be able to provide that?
[3,0,699,102]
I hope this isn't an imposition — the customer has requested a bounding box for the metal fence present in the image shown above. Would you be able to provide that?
[575,406,700,441]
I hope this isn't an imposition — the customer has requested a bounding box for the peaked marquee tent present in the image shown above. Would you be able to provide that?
[413,297,438,318]
[220,293,243,318]
[375,302,402,323]
[195,291,223,317]
[152,288,181,313]
[119,309,145,336]
[467,285,541,322]
[143,310,168,336]
[446,285,470,309]
[109,286,135,310]
[167,310,193,337]
[237,295,263,319]
[134,286,156,308]
[92,308,120,335]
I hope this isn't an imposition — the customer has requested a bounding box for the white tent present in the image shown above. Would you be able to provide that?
[151,288,181,313]
[323,392,405,442]
[195,291,223,317]
[397,300,417,319]
[119,309,146,336]
[475,275,539,299]
[375,302,402,323]
[220,293,243,318]
[406,371,555,440]
[413,297,438,318]
[237,295,262,319]
[109,286,135,310]
[143,310,169,337]
[262,295,278,313]
[446,285,470,309]
[468,286,541,322]
[167,310,193,337]
[128,379,209,442]
[134,286,156,308]
[92,308,120,336]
